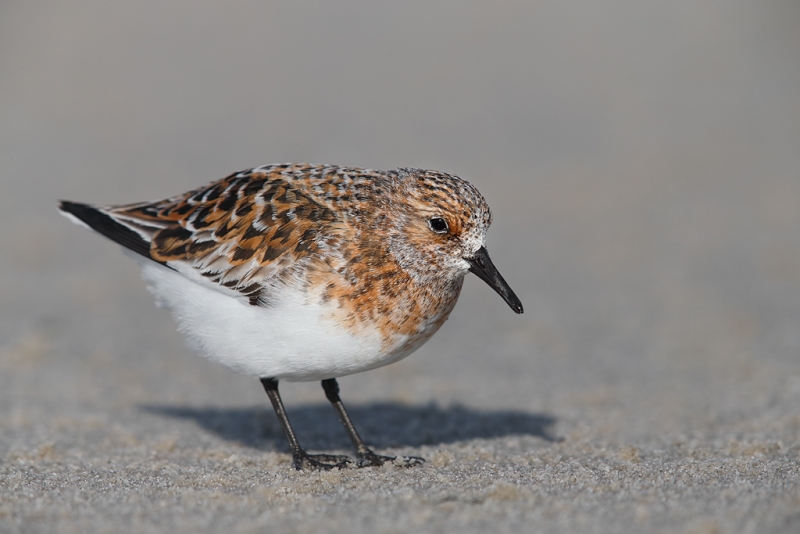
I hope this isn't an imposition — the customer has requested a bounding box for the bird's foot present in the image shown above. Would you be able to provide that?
[292,451,351,471]
[397,455,426,467]
[355,449,395,468]
[355,449,426,468]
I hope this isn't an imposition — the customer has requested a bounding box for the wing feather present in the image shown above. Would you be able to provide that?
[69,168,342,305]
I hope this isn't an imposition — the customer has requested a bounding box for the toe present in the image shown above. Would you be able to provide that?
[355,450,396,468]
[307,453,352,464]
[292,452,350,471]
[399,455,425,467]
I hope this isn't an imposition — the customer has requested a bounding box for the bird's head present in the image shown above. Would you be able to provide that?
[386,168,523,314]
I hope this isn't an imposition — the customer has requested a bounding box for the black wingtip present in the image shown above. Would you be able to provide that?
[58,200,156,262]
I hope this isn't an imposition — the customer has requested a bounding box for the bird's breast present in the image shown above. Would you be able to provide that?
[310,263,465,356]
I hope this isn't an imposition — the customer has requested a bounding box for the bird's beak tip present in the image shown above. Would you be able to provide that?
[465,247,523,314]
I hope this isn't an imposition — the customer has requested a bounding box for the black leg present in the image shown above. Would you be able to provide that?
[260,378,350,470]
[321,378,424,468]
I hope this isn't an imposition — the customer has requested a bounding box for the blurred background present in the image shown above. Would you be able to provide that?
[1,1,799,531]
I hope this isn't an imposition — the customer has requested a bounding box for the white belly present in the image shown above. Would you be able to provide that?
[139,262,391,381]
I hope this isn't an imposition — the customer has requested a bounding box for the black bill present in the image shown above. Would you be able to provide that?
[465,246,523,314]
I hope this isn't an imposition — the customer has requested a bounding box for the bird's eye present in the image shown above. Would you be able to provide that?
[428,217,449,234]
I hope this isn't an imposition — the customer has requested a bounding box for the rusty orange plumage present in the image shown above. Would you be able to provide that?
[59,163,522,470]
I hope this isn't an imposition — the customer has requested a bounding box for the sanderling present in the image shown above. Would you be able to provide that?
[59,164,522,470]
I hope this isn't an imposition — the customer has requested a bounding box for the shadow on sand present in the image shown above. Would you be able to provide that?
[141,402,558,452]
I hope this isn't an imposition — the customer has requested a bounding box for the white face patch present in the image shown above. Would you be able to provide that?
[461,226,488,258]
